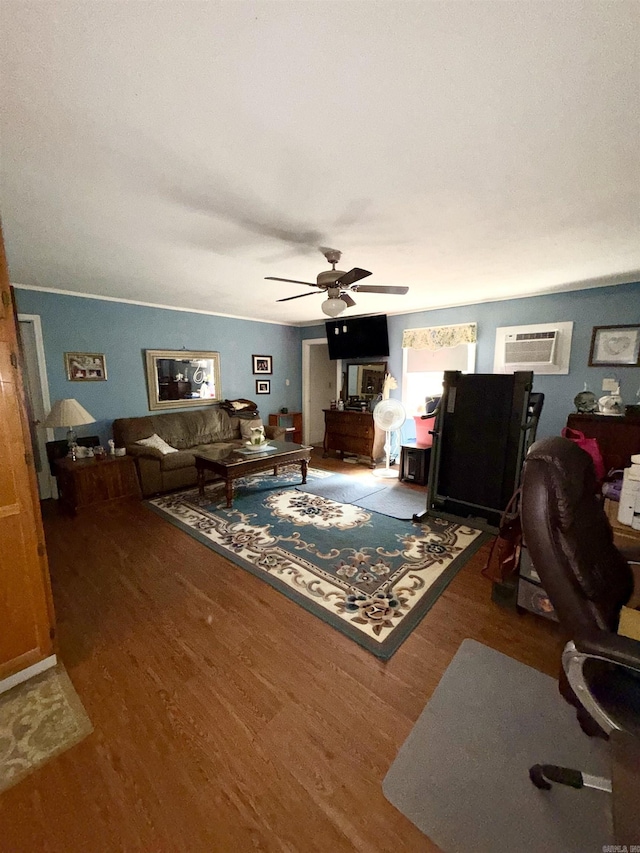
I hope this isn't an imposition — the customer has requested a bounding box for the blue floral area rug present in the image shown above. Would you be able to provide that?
[147,467,488,659]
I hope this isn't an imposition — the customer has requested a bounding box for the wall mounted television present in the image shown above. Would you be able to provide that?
[325,314,390,361]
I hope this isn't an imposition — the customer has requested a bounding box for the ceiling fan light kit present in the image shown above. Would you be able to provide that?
[266,247,409,316]
[321,297,347,318]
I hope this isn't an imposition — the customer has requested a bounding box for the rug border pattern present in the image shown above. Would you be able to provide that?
[146,481,488,660]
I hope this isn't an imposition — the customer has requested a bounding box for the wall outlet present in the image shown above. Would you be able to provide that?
[602,378,619,392]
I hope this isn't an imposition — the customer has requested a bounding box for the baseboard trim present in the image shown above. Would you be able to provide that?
[0,654,58,695]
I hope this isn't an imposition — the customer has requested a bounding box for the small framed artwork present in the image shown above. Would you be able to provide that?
[252,354,272,374]
[64,352,107,381]
[256,379,271,395]
[588,325,640,367]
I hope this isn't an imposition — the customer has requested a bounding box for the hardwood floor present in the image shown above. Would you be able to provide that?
[0,450,565,852]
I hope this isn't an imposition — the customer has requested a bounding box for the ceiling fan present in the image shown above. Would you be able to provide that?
[265,248,409,317]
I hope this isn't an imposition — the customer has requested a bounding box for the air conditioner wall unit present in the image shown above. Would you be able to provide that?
[504,330,559,366]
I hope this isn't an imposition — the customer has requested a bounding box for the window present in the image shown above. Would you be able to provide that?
[402,324,477,416]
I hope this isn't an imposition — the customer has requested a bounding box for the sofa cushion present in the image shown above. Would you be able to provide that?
[239,418,263,440]
[158,410,238,449]
[136,433,178,455]
[159,449,197,471]
[113,408,239,450]
[159,440,244,471]
[127,444,165,460]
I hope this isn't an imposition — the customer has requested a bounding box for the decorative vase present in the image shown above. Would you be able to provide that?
[250,426,266,445]
[574,384,598,413]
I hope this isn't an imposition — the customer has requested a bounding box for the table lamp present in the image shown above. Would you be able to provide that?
[43,398,96,460]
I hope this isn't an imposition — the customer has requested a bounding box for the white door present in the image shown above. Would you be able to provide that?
[302,339,339,445]
[18,316,55,500]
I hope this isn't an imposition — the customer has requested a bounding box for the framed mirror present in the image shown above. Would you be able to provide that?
[144,350,222,411]
[346,362,387,400]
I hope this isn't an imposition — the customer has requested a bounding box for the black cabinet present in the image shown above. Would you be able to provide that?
[400,443,431,485]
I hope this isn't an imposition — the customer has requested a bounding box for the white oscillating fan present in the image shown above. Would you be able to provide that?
[373,399,406,479]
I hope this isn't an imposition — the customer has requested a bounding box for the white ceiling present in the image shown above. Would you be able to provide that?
[2,1,639,326]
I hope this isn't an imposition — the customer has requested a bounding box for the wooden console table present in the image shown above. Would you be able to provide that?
[55,455,141,515]
[566,412,640,473]
[323,409,385,468]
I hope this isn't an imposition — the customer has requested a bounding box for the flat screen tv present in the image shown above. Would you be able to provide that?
[325,314,390,361]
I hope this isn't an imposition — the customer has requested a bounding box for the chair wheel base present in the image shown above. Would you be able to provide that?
[529,764,552,789]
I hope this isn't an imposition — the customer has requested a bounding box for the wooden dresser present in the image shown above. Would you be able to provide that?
[323,409,385,468]
[566,412,640,473]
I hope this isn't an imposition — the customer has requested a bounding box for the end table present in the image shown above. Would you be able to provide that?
[399,442,431,485]
[54,455,141,515]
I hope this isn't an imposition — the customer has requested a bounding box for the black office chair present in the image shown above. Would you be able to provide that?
[520,436,640,791]
[45,436,101,476]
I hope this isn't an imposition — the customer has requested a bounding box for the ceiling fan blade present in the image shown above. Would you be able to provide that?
[334,267,372,287]
[276,291,320,303]
[265,277,319,287]
[340,292,356,308]
[353,285,409,295]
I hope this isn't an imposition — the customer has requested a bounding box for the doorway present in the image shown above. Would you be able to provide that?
[18,314,55,500]
[301,338,340,446]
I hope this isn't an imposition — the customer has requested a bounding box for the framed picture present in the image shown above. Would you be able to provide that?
[144,350,221,411]
[64,352,107,381]
[588,325,640,367]
[256,379,271,395]
[252,354,272,374]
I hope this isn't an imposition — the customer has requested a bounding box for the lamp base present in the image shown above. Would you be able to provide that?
[67,428,78,460]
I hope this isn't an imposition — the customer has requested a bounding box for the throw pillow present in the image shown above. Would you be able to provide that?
[135,433,179,455]
[240,418,263,440]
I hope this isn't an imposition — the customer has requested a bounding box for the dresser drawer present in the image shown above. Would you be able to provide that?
[323,408,383,466]
[326,434,369,455]
[332,422,374,439]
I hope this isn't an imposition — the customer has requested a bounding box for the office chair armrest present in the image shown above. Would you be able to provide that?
[564,635,640,735]
[573,632,640,674]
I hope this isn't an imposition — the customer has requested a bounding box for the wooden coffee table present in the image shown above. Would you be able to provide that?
[193,440,312,507]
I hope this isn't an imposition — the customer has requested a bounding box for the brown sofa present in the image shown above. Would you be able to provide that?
[112,407,285,497]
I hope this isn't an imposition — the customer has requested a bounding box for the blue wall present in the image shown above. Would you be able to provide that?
[15,290,302,445]
[301,281,640,440]
[17,282,640,446]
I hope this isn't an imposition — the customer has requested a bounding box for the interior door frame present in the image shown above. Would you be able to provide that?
[301,337,342,445]
[18,313,56,499]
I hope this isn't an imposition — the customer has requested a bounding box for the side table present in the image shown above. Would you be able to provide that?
[399,442,431,485]
[268,412,303,443]
[55,455,141,515]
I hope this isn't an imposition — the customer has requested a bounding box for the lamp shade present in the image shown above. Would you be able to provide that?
[43,398,96,429]
[321,297,346,318]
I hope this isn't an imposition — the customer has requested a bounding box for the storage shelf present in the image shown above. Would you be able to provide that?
[269,412,302,444]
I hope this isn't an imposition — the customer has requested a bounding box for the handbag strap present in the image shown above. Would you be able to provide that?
[499,487,522,527]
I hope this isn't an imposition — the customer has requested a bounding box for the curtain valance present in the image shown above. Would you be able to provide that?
[402,323,477,351]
